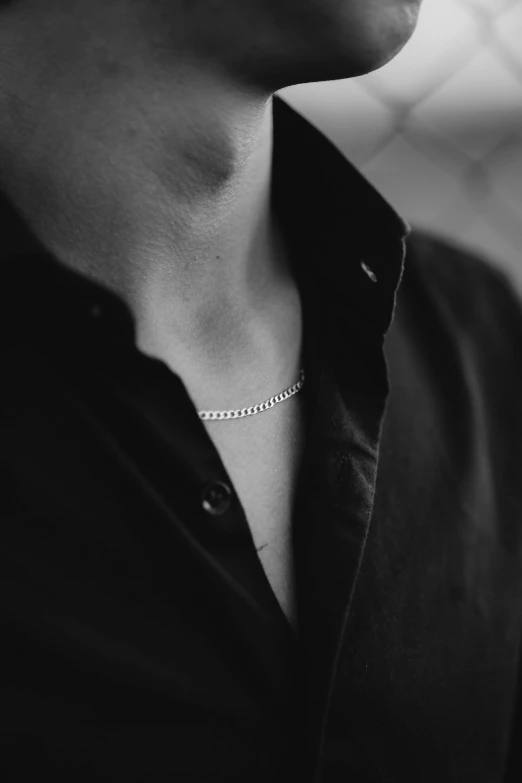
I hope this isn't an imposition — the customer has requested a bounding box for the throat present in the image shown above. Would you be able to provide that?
[136,261,304,415]
[133,204,298,382]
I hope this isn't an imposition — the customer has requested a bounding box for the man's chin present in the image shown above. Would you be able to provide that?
[304,0,423,81]
[233,1,423,92]
[350,2,421,75]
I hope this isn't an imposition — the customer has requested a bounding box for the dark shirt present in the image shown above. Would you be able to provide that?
[1,94,522,782]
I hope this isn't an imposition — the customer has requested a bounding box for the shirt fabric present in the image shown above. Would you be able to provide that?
[1,93,522,782]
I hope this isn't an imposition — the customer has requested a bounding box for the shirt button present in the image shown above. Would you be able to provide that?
[360,260,378,283]
[201,481,233,516]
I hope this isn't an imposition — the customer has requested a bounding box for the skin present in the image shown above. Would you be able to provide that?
[0,0,423,389]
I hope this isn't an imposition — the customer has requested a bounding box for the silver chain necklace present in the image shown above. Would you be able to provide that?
[198,369,305,421]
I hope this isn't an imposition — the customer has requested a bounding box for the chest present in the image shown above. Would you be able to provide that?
[203,394,306,635]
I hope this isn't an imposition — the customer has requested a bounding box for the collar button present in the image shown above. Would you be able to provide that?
[360,260,378,283]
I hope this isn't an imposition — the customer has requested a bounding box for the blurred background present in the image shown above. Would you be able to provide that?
[278,0,522,296]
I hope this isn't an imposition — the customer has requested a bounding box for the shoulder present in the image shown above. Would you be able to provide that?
[398,227,522,354]
[383,227,522,489]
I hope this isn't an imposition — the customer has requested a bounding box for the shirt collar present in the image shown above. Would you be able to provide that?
[271,94,411,342]
[0,94,411,352]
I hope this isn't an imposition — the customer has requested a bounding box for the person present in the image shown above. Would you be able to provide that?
[1,0,521,780]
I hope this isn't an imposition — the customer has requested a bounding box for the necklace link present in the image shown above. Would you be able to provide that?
[198,369,305,421]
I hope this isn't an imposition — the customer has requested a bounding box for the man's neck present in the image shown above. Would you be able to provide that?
[0,20,290,367]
